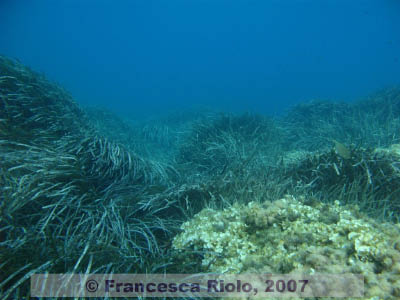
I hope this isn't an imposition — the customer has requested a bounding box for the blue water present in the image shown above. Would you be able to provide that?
[1,0,400,118]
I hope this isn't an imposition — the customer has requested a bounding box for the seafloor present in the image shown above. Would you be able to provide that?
[1,55,400,299]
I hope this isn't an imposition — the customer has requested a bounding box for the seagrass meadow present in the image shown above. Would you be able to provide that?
[1,55,400,299]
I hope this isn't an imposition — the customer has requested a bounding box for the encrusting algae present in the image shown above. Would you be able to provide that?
[173,195,400,299]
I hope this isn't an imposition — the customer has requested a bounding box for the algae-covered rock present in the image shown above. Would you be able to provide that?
[173,195,400,299]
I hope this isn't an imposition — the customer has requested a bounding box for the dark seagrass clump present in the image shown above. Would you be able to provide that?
[277,143,400,219]
[0,55,183,299]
